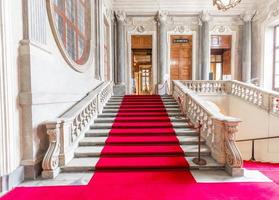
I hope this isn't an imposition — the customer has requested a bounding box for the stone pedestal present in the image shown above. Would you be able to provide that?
[113,84,126,96]
[226,166,244,177]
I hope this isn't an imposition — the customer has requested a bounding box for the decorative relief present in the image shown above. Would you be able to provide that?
[115,10,126,22]
[271,7,279,17]
[224,121,243,168]
[42,123,61,172]
[200,10,211,22]
[157,10,169,24]
[127,17,156,33]
[211,25,233,34]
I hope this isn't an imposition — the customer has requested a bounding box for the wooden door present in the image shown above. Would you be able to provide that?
[170,35,192,81]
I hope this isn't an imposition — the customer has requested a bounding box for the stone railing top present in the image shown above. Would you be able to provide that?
[174,80,279,116]
[173,80,241,123]
[60,81,112,120]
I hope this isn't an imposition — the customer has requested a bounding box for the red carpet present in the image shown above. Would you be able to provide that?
[2,95,279,200]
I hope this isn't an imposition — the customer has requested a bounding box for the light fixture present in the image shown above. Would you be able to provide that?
[213,0,241,11]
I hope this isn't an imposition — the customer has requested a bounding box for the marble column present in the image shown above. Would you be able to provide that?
[200,11,211,80]
[157,11,168,95]
[114,11,126,95]
[242,14,253,82]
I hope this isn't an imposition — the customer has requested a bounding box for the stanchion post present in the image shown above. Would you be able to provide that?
[192,120,207,166]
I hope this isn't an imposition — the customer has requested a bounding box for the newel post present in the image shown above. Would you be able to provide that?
[42,121,61,179]
[224,120,244,176]
[211,118,243,176]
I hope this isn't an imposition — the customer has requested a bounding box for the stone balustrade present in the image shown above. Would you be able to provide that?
[42,81,113,178]
[179,80,279,117]
[173,80,243,176]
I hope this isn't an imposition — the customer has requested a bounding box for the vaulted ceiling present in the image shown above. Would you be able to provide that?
[112,0,262,16]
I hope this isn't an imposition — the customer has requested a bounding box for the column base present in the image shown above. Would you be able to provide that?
[225,165,244,177]
[113,84,126,96]
[157,83,168,95]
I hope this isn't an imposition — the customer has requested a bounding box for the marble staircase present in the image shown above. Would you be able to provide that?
[61,96,224,172]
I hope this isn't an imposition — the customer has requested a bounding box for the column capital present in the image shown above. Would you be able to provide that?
[156,10,168,24]
[241,11,256,22]
[199,10,211,22]
[115,10,126,23]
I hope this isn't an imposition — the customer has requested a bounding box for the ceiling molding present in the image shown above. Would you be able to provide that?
[112,0,259,16]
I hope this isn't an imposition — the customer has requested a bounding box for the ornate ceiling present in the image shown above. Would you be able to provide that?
[112,0,262,15]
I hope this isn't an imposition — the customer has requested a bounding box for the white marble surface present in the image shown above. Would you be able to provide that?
[191,169,272,183]
[18,173,94,187]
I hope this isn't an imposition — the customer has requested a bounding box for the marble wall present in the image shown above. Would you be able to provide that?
[0,0,114,190]
[121,12,244,94]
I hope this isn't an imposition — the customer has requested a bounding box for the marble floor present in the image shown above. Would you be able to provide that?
[16,168,271,188]
[19,172,94,187]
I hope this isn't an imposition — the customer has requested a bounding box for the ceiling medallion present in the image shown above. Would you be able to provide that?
[213,0,241,11]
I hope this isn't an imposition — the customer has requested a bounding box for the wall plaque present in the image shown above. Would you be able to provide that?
[173,38,189,43]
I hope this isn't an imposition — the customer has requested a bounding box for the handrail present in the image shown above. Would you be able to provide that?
[60,82,104,118]
[172,80,243,176]
[236,136,279,161]
[236,136,279,142]
[179,80,279,116]
[42,81,114,178]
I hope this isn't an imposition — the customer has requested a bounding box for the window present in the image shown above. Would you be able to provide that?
[48,0,90,66]
[273,25,279,91]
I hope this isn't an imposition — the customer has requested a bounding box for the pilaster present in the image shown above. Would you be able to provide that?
[114,10,126,95]
[199,11,211,80]
[157,10,169,94]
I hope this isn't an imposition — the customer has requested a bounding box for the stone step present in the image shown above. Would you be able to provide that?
[74,144,210,158]
[106,101,178,105]
[79,135,205,146]
[107,99,176,103]
[94,117,187,123]
[90,122,190,129]
[102,108,180,113]
[104,104,179,109]
[85,128,198,137]
[97,112,182,118]
[61,156,223,172]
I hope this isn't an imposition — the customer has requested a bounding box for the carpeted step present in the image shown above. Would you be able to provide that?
[98,112,180,117]
[94,116,187,123]
[85,128,198,137]
[74,145,210,157]
[79,135,205,146]
[106,101,178,106]
[102,108,180,113]
[95,156,189,170]
[104,105,179,109]
[90,122,190,129]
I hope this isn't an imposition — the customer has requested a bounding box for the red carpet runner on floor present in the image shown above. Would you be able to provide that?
[2,95,279,200]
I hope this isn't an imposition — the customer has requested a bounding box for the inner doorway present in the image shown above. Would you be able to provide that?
[131,35,152,95]
[210,35,232,80]
[170,35,193,81]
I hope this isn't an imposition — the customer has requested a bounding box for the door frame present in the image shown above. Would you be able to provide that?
[210,26,237,80]
[127,32,157,94]
[167,31,197,88]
